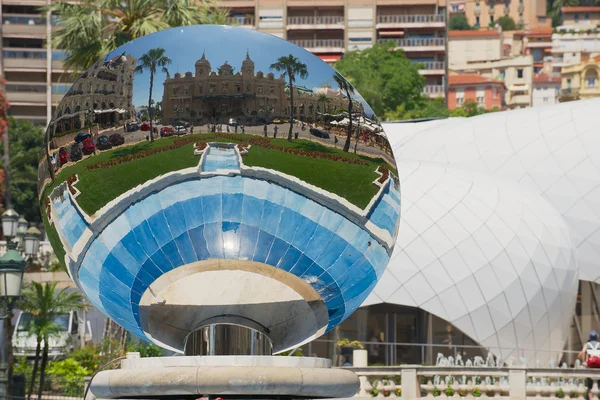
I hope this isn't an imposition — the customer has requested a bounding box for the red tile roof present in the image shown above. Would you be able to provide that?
[526,27,553,37]
[562,6,600,13]
[449,29,501,38]
[533,73,561,84]
[449,74,505,86]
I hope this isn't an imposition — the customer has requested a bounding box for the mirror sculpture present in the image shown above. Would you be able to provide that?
[38,25,400,399]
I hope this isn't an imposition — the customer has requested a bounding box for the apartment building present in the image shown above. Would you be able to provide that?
[222,0,448,98]
[523,26,552,73]
[447,73,505,110]
[561,6,600,31]
[559,54,600,103]
[532,72,560,106]
[0,2,72,125]
[448,0,549,30]
[1,0,448,126]
[448,29,502,66]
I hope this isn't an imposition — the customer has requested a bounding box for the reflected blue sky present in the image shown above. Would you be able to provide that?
[104,25,375,117]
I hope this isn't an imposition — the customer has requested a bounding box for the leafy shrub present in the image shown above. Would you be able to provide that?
[556,388,565,399]
[445,386,455,397]
[47,359,91,397]
[433,387,441,397]
[69,344,101,371]
[473,387,481,397]
[336,338,364,349]
[127,342,163,357]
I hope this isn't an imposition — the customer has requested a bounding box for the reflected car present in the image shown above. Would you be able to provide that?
[70,144,82,162]
[125,122,139,132]
[109,133,125,146]
[58,147,68,166]
[228,118,237,126]
[173,120,190,128]
[82,138,95,155]
[74,132,91,143]
[174,126,187,135]
[96,135,113,150]
[160,127,175,137]
[309,127,330,139]
[140,122,151,131]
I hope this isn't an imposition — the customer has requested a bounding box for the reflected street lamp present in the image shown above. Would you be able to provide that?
[1,209,18,240]
[23,227,41,259]
[0,242,25,319]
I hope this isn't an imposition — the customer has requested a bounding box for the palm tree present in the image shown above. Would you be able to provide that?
[317,93,331,115]
[135,48,171,142]
[270,55,308,142]
[18,282,85,400]
[333,72,355,152]
[45,0,230,72]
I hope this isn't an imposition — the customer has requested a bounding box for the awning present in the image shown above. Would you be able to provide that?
[317,54,342,63]
[508,84,529,91]
[379,31,404,37]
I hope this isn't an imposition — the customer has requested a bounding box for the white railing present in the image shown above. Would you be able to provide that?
[345,366,600,400]
[423,85,444,94]
[226,16,255,26]
[377,14,445,24]
[287,16,344,25]
[289,39,345,48]
[377,37,445,47]
[421,61,445,70]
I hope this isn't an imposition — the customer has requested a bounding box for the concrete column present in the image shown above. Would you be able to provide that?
[400,369,419,400]
[582,283,593,337]
[426,312,433,365]
[509,369,527,400]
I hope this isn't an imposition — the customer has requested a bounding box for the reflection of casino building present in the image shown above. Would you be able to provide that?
[161,52,358,123]
[52,53,137,134]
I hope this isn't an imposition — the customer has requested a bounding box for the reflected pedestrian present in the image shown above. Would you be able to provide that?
[579,331,600,399]
[334,136,339,148]
[273,125,278,138]
[241,125,245,134]
[264,124,268,137]
[235,123,238,134]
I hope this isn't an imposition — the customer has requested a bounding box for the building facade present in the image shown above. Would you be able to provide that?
[532,72,560,106]
[447,73,505,110]
[1,0,449,127]
[448,29,503,67]
[561,6,600,31]
[559,55,600,102]
[51,54,136,135]
[448,0,549,30]
[161,52,355,124]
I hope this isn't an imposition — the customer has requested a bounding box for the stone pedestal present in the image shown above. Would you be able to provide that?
[90,355,359,399]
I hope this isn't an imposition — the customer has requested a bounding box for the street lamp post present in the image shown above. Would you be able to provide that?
[0,228,26,400]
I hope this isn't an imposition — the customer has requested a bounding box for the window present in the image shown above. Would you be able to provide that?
[493,88,498,99]
[475,16,480,26]
[517,69,524,78]
[490,15,494,23]
[457,97,464,106]
[209,84,216,94]
[199,85,203,94]
[543,97,548,103]
[585,12,590,20]
[221,83,229,93]
[270,86,275,95]
[258,85,264,94]
[246,84,251,92]
[574,13,579,22]
[477,95,484,105]
[500,69,506,79]
[235,83,241,93]
[587,76,597,87]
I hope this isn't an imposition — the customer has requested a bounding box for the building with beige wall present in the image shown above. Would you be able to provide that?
[451,54,534,108]
[161,52,355,124]
[448,29,502,66]
[559,55,600,103]
[50,54,136,135]
[561,6,600,31]
[448,0,549,30]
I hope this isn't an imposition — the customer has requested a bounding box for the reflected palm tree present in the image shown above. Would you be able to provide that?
[333,72,355,153]
[317,93,331,115]
[135,48,171,142]
[270,55,308,142]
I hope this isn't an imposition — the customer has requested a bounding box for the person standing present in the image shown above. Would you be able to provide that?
[264,124,268,137]
[273,125,278,138]
[579,331,600,399]
[241,124,245,134]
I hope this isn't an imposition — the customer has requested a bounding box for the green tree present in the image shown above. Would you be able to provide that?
[333,72,355,152]
[449,14,472,30]
[335,42,425,119]
[18,282,85,400]
[270,55,309,142]
[0,118,45,222]
[135,48,172,142]
[47,359,91,396]
[496,15,517,30]
[45,0,230,72]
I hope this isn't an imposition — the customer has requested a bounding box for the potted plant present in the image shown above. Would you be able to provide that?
[336,339,366,367]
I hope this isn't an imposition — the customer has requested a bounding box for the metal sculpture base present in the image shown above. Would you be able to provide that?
[89,355,359,399]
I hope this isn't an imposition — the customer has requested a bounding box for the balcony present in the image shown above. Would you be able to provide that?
[286,16,344,30]
[423,84,444,97]
[2,14,47,38]
[226,16,255,28]
[376,14,445,29]
[3,48,47,70]
[289,39,345,53]
[418,61,445,74]
[508,93,531,106]
[377,37,445,51]
[5,83,47,105]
